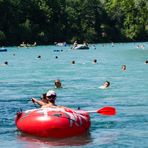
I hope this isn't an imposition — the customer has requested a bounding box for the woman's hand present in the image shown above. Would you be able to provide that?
[31,98,36,103]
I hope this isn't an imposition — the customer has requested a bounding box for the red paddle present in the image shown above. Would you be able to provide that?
[87,106,116,116]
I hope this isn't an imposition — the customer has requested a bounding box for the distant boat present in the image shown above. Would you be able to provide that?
[0,48,7,52]
[72,44,89,50]
[54,42,67,47]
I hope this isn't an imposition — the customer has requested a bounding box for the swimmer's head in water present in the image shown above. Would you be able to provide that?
[104,81,110,87]
[93,59,97,63]
[72,60,75,64]
[122,65,126,70]
[37,55,41,58]
[54,79,62,88]
[4,61,8,65]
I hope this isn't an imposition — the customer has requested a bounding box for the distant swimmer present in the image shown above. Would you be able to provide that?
[0,61,8,66]
[72,60,75,64]
[37,55,41,59]
[99,81,110,89]
[54,79,62,88]
[144,60,148,64]
[92,45,96,50]
[136,44,145,49]
[141,45,145,49]
[111,42,114,47]
[121,65,126,71]
[4,61,8,65]
[93,59,97,64]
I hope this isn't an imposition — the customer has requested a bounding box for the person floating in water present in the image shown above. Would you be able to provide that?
[31,90,57,108]
[72,60,75,64]
[0,61,8,66]
[37,55,41,59]
[54,79,62,88]
[4,61,8,65]
[99,81,110,89]
[92,45,96,50]
[93,59,97,64]
[121,65,126,71]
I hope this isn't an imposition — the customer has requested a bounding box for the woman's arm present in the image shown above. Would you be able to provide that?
[31,98,46,106]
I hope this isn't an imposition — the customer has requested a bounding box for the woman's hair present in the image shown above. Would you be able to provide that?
[106,81,110,87]
[54,79,62,88]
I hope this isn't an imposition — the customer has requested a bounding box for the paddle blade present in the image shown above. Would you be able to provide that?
[97,106,116,116]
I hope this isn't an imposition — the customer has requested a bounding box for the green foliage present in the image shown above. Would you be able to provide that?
[19,19,32,41]
[0,0,147,45]
[104,0,148,41]
[0,30,6,44]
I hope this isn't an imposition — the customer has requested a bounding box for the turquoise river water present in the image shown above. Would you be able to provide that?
[0,43,148,148]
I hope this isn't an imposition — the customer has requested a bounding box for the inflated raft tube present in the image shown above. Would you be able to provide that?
[15,107,91,138]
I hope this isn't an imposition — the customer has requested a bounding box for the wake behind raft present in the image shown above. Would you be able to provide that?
[15,107,91,138]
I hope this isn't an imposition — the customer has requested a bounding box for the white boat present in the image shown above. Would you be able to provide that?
[55,42,67,46]
[73,44,89,50]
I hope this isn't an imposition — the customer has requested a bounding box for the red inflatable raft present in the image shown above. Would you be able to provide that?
[15,107,91,138]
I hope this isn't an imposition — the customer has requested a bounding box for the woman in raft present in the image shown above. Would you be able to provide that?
[31,90,57,108]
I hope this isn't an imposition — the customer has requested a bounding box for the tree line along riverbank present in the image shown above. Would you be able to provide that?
[0,0,147,46]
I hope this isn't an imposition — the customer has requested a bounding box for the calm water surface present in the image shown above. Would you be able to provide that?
[0,43,148,148]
